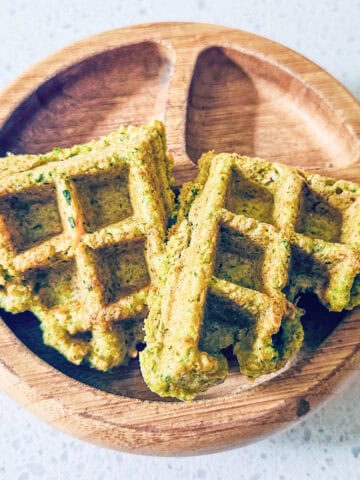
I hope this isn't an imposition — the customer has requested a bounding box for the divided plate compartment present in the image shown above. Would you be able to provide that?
[0,22,359,455]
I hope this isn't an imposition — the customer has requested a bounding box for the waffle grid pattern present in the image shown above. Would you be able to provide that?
[0,122,171,370]
[203,153,360,312]
[140,153,303,400]
[140,151,360,400]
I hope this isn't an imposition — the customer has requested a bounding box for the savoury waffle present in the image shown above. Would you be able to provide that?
[0,121,174,370]
[140,152,304,401]
[142,150,360,400]
[196,152,360,312]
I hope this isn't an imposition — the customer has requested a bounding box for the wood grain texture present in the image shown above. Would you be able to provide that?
[0,22,359,455]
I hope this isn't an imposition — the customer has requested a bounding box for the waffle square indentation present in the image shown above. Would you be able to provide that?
[296,184,342,242]
[95,240,150,304]
[75,168,133,232]
[226,168,274,224]
[27,259,79,308]
[215,226,264,292]
[0,185,62,252]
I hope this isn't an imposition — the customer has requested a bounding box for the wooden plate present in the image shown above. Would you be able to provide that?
[0,22,359,456]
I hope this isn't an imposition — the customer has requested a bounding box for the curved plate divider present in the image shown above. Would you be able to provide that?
[0,23,359,455]
[186,47,259,161]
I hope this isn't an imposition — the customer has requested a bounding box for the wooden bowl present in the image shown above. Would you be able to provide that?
[0,22,359,456]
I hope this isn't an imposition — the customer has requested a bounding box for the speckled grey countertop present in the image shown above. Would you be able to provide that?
[0,1,359,479]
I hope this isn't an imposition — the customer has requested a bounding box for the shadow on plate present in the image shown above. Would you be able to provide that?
[0,293,346,402]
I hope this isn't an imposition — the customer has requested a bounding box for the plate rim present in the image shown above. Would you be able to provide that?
[0,21,359,456]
